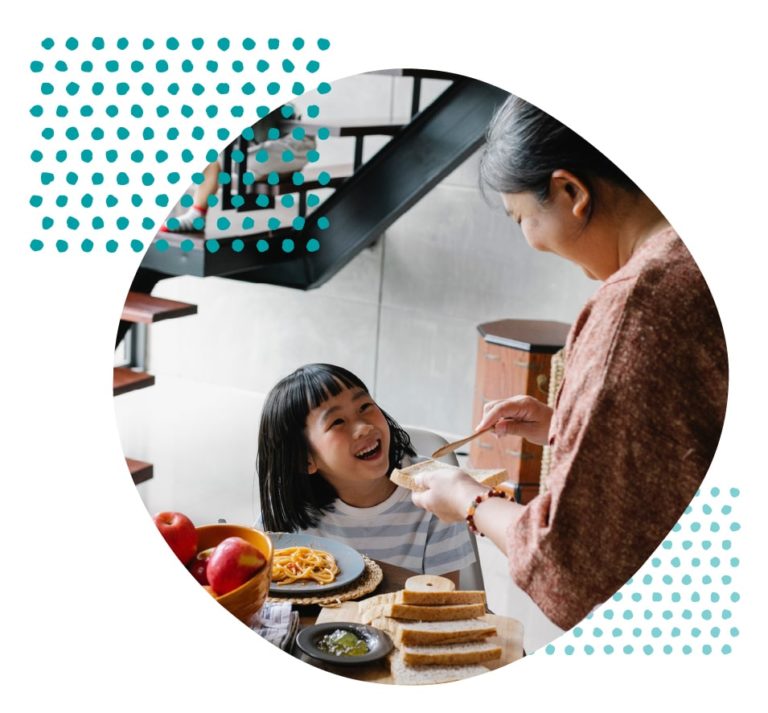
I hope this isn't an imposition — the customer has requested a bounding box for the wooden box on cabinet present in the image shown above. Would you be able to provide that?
[496,482,544,506]
[469,319,570,500]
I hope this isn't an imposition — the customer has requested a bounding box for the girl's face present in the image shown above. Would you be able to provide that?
[304,386,391,491]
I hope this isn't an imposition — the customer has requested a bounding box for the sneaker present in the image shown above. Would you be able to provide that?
[246,135,317,180]
[160,205,207,233]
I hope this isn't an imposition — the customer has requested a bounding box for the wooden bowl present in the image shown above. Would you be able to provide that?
[196,524,274,626]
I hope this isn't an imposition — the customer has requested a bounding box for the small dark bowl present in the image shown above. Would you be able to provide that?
[295,622,393,666]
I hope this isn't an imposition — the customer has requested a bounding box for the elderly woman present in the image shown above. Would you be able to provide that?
[411,96,728,631]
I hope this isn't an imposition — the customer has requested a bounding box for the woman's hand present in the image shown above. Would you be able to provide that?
[411,468,486,523]
[412,468,526,556]
[476,395,553,446]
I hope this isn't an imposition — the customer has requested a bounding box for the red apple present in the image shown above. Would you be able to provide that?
[188,547,215,585]
[153,511,198,565]
[206,536,266,596]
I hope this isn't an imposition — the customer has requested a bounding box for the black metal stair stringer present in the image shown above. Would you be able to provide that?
[228,77,510,290]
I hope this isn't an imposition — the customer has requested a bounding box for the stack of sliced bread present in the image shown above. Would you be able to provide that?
[390,458,507,492]
[359,575,502,684]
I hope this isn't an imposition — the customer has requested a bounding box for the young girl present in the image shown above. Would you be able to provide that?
[257,363,476,582]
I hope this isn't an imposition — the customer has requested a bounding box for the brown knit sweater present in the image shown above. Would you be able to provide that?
[506,229,728,630]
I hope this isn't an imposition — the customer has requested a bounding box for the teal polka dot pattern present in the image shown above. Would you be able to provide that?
[28,36,331,255]
[539,485,740,656]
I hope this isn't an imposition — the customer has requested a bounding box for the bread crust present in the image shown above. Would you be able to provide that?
[402,641,502,666]
[398,589,486,606]
[387,602,487,621]
[372,617,497,646]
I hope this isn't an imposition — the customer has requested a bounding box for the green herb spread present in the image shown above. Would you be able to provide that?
[317,628,370,657]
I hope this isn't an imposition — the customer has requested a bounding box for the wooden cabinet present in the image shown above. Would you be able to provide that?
[469,319,570,503]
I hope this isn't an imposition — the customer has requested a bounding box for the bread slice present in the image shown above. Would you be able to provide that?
[372,617,497,646]
[404,574,455,593]
[389,651,489,685]
[387,602,487,621]
[358,592,398,624]
[397,589,486,606]
[391,459,507,492]
[402,641,502,666]
[360,591,486,622]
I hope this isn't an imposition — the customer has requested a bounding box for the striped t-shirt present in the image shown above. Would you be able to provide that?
[299,485,476,575]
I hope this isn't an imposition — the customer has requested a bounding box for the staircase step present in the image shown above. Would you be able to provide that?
[140,229,298,278]
[281,119,406,138]
[122,291,197,324]
[249,163,352,197]
[113,367,155,395]
[126,457,153,485]
[142,162,354,277]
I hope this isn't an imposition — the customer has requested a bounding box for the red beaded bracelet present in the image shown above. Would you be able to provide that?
[466,487,513,537]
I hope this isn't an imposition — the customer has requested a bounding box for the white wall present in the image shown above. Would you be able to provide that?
[114,71,597,651]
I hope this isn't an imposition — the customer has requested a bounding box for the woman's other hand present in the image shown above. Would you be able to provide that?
[476,395,553,446]
[411,468,485,523]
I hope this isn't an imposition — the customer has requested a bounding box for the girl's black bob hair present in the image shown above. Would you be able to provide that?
[257,363,415,532]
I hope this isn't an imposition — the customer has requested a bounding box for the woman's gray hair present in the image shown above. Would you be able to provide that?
[479,95,639,202]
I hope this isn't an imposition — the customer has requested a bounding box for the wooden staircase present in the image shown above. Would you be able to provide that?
[120,290,198,324]
[126,457,154,486]
[115,291,198,484]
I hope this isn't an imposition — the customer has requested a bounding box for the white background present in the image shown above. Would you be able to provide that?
[1,1,766,710]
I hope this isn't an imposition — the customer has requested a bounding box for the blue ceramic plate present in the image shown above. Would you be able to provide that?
[267,532,366,594]
[295,622,393,665]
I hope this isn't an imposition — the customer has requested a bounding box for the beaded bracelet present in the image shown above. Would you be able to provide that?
[466,487,513,537]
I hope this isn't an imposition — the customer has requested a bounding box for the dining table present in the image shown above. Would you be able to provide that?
[282,559,525,683]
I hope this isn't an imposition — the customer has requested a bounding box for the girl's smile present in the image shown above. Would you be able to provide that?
[353,438,383,460]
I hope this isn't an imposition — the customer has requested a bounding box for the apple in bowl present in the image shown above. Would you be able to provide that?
[195,525,274,625]
[153,511,198,565]
[188,547,215,585]
[206,537,267,596]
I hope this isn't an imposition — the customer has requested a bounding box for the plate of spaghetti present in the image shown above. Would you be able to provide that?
[267,533,366,594]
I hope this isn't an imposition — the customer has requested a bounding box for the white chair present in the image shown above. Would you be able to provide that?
[404,425,486,592]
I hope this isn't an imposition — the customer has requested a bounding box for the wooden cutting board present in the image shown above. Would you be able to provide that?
[308,600,524,684]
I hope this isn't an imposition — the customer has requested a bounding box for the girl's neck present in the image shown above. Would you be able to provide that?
[333,477,397,508]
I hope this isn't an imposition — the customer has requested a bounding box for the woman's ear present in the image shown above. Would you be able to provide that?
[550,169,591,220]
[307,453,318,475]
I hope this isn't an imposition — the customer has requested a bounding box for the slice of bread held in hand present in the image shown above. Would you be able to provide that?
[391,459,507,492]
